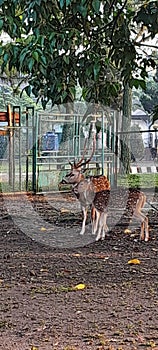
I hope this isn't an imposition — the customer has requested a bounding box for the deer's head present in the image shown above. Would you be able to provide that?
[60,135,96,186]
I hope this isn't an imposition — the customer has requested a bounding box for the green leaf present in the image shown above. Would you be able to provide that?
[40,55,47,65]
[93,62,100,80]
[63,55,69,64]
[32,51,39,62]
[0,0,5,6]
[61,90,68,102]
[68,86,75,99]
[39,64,46,76]
[92,0,100,14]
[3,53,9,63]
[0,19,3,29]
[19,49,28,68]
[59,0,65,8]
[138,79,146,90]
[28,58,35,72]
[25,85,31,97]
[77,4,87,17]
[129,78,146,90]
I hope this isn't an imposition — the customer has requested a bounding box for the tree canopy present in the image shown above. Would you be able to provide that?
[0,0,158,109]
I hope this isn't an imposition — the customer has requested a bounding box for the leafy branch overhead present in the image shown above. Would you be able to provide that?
[0,0,158,108]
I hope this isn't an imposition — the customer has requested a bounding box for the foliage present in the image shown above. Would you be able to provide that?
[139,78,158,114]
[152,104,158,124]
[0,1,158,109]
[0,84,40,111]
[132,71,158,124]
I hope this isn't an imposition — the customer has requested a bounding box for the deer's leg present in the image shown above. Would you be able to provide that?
[91,206,96,234]
[95,211,109,241]
[96,212,104,241]
[134,210,149,241]
[102,212,109,240]
[134,210,145,240]
[133,192,149,241]
[140,220,145,241]
[80,206,88,235]
[91,208,100,235]
[144,216,149,242]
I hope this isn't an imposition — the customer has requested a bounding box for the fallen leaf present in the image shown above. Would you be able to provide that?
[128,259,141,265]
[60,208,70,213]
[72,253,81,257]
[146,341,156,348]
[72,283,86,291]
[29,270,36,276]
[124,229,131,234]
[31,346,39,350]
[40,227,47,231]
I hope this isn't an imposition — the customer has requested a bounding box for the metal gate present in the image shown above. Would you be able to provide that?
[0,107,118,193]
[0,105,35,192]
[34,111,117,193]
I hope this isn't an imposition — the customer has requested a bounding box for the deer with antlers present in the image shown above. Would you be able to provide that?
[59,134,111,241]
[59,133,149,242]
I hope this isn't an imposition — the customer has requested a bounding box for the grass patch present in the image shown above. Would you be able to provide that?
[117,173,158,189]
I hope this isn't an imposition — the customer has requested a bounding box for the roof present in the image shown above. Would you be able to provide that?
[132,109,149,120]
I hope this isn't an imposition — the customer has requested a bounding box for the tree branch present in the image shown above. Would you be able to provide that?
[135,42,158,50]
[110,0,128,43]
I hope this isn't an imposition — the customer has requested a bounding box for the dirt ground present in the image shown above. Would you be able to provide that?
[0,188,158,350]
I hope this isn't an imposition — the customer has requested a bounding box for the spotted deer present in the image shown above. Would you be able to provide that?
[124,188,149,242]
[59,135,111,240]
[59,134,149,241]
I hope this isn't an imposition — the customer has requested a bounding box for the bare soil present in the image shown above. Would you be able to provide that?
[0,189,158,350]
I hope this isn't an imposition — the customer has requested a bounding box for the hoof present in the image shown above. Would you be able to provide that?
[95,237,101,242]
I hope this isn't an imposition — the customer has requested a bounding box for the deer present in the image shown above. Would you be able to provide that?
[122,188,149,242]
[59,134,111,241]
[72,178,110,240]
[59,133,149,242]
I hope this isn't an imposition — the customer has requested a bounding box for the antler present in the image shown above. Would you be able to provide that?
[79,134,96,168]
[75,137,88,167]
[68,138,88,168]
[68,133,96,169]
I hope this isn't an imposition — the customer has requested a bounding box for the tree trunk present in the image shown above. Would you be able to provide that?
[120,83,132,174]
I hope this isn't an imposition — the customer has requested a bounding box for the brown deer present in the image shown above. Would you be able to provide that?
[123,188,149,242]
[59,134,149,242]
[59,135,111,240]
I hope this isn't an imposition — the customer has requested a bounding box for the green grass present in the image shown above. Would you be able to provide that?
[117,173,158,189]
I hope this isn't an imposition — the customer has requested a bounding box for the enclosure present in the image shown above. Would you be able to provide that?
[0,106,119,193]
[1,105,158,194]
